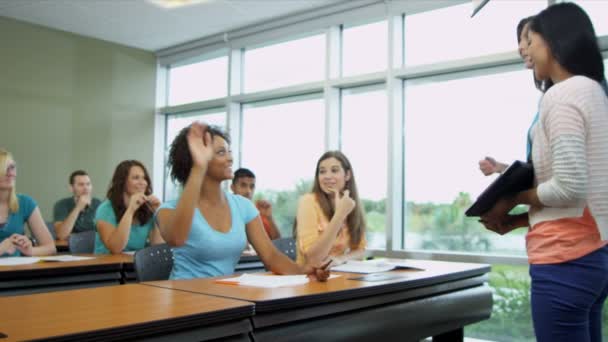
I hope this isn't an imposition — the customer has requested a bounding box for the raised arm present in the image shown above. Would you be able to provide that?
[297,191,355,266]
[97,193,146,254]
[54,196,90,240]
[157,122,213,246]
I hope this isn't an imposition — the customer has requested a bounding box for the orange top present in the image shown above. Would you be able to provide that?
[526,207,607,264]
[295,193,365,265]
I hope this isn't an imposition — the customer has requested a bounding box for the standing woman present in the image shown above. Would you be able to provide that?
[94,160,164,254]
[156,123,328,280]
[482,3,608,341]
[0,149,56,256]
[295,151,366,267]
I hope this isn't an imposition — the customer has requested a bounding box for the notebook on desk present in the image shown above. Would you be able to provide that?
[465,160,534,217]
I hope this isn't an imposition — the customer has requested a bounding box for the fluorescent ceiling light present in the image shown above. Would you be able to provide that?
[147,0,211,9]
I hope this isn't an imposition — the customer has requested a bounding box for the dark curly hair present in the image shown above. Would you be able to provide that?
[168,124,231,186]
[106,160,153,225]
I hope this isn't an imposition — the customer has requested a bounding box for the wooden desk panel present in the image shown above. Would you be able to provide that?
[0,254,134,296]
[145,259,492,342]
[0,284,254,342]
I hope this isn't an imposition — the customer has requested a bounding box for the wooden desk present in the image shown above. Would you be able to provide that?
[145,259,492,342]
[0,254,133,296]
[0,284,254,342]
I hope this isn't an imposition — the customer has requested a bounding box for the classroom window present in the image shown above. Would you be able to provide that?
[241,95,325,237]
[402,67,539,255]
[168,56,228,106]
[164,110,226,201]
[571,0,608,37]
[243,34,325,93]
[342,21,388,77]
[404,1,545,67]
[341,85,388,250]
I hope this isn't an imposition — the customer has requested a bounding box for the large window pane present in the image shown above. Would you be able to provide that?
[342,21,388,77]
[241,96,325,236]
[244,35,325,93]
[405,1,545,67]
[571,0,608,37]
[403,68,539,255]
[164,110,226,200]
[168,56,228,106]
[341,86,388,250]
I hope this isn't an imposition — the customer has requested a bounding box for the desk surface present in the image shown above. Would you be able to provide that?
[0,254,133,278]
[0,284,254,342]
[146,259,490,311]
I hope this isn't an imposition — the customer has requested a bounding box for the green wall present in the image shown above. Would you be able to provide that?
[0,17,157,221]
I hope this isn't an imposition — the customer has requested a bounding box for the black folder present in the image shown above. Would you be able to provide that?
[465,161,534,217]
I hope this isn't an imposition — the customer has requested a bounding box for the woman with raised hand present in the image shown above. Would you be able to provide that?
[156,122,328,281]
[94,160,164,254]
[295,151,367,268]
[0,149,55,257]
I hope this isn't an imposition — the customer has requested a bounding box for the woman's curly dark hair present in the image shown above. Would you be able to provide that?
[168,124,230,186]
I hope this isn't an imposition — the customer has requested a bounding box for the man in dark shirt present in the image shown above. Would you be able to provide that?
[53,170,101,240]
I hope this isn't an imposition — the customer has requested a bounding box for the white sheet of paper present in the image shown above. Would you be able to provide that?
[39,255,96,262]
[221,274,310,288]
[0,257,41,266]
[331,260,397,274]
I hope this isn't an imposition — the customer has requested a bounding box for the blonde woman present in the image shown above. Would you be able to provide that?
[0,149,56,256]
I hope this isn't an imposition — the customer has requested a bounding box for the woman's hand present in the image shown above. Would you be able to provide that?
[128,192,148,212]
[302,259,332,282]
[0,238,16,255]
[11,234,33,256]
[334,189,355,219]
[479,157,508,176]
[187,122,214,169]
[480,196,518,234]
[146,194,162,211]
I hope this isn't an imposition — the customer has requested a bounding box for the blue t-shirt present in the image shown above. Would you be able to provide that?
[0,194,37,257]
[158,192,258,280]
[93,200,154,254]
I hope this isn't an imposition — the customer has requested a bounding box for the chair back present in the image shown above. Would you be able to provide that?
[272,237,297,260]
[134,244,173,282]
[68,230,95,254]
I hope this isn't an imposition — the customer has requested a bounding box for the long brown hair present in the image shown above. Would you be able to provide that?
[311,151,366,249]
[106,160,153,225]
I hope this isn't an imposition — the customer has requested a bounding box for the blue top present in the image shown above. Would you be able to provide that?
[93,200,154,254]
[0,194,37,257]
[158,192,258,280]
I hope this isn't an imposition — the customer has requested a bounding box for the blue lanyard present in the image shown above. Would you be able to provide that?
[526,111,539,163]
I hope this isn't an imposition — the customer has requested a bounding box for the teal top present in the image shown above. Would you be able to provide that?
[158,192,258,280]
[93,200,154,254]
[0,194,37,257]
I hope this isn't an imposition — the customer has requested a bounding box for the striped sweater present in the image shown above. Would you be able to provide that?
[529,75,608,240]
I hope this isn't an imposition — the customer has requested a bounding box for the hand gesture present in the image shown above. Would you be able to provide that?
[11,234,33,256]
[146,194,161,211]
[128,192,148,212]
[76,194,92,210]
[334,189,355,219]
[187,122,214,168]
[255,199,273,218]
[303,259,331,282]
[479,156,500,176]
[0,238,16,256]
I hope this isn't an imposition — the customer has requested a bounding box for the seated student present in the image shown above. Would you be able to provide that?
[231,168,281,240]
[0,149,56,257]
[53,170,102,240]
[156,122,328,280]
[295,151,366,267]
[94,160,164,254]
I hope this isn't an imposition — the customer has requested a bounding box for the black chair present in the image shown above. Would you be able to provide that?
[68,230,95,254]
[272,237,297,260]
[133,244,173,282]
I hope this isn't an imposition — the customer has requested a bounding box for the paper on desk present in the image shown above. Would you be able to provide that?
[331,259,425,273]
[0,257,41,266]
[39,255,96,262]
[216,274,310,288]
